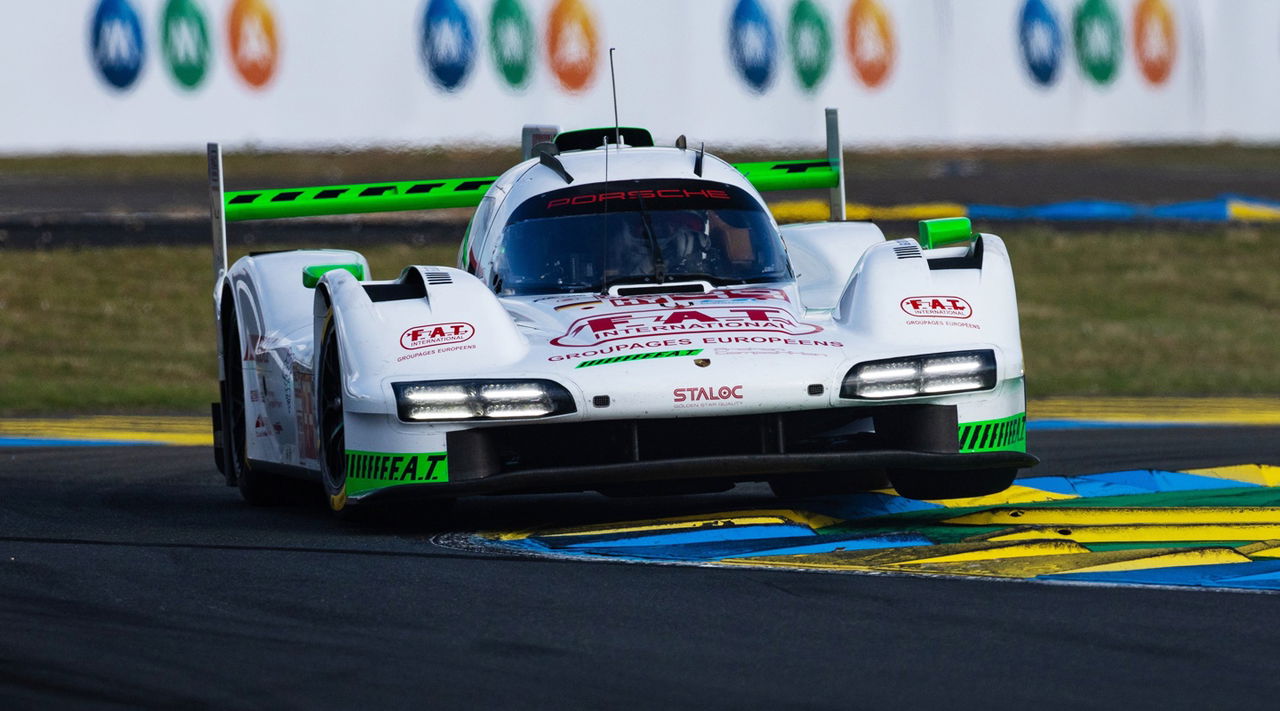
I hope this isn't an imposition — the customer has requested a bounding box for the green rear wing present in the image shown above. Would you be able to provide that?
[208,108,846,281]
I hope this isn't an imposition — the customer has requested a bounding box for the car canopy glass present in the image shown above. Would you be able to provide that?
[492,179,791,295]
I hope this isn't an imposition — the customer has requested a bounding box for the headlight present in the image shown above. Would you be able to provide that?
[393,379,577,421]
[840,350,996,400]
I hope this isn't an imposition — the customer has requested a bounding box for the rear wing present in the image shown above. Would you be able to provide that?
[209,108,846,282]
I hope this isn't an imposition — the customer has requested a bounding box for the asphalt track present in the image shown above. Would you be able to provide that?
[2,426,1280,710]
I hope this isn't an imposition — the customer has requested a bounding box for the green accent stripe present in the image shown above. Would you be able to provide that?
[575,349,702,368]
[958,412,1027,454]
[344,450,448,496]
[225,177,497,221]
[732,159,839,192]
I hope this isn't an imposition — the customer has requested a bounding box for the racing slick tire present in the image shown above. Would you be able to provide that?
[887,467,1017,500]
[316,312,454,524]
[220,298,290,506]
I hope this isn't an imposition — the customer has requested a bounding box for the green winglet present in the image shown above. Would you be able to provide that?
[302,263,364,288]
[732,159,840,192]
[918,217,974,249]
[225,176,498,222]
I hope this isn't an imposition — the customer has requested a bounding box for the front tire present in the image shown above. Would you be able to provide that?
[888,468,1017,500]
[317,313,353,517]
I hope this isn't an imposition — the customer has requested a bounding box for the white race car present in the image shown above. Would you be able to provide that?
[210,111,1035,516]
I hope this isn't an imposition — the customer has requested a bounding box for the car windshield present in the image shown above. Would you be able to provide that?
[491,179,791,295]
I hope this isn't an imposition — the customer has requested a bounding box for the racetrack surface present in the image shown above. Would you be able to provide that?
[2,427,1279,709]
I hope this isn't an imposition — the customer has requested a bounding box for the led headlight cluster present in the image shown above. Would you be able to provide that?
[393,380,576,421]
[840,350,997,400]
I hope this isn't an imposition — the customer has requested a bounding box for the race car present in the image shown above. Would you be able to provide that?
[209,109,1036,516]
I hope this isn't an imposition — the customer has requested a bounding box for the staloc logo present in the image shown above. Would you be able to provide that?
[1073,0,1122,86]
[421,0,477,91]
[729,0,777,93]
[90,0,146,90]
[489,0,535,89]
[1019,0,1063,87]
[788,0,832,92]
[673,385,744,404]
[401,322,476,350]
[900,296,972,319]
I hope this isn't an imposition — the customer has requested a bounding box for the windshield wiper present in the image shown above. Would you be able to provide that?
[635,197,666,284]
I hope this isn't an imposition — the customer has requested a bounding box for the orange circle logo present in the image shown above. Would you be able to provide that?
[228,0,279,88]
[845,0,894,89]
[547,0,598,92]
[1133,0,1175,85]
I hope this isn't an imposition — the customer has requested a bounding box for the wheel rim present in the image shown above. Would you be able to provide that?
[319,324,346,503]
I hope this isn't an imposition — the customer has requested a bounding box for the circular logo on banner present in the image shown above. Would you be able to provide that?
[845,0,895,89]
[788,0,832,91]
[728,0,777,93]
[547,0,599,92]
[228,0,279,88]
[1073,0,1122,85]
[1133,0,1176,85]
[489,0,534,88]
[90,0,146,90]
[161,0,211,89]
[421,0,476,91]
[1018,0,1063,86]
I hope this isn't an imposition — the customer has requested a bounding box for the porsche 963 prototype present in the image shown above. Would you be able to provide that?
[209,110,1036,517]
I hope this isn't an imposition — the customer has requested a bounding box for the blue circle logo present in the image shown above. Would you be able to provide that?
[729,0,777,93]
[1019,0,1063,86]
[421,0,477,91]
[90,0,146,90]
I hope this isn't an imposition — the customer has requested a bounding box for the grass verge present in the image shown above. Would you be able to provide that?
[1,227,1277,415]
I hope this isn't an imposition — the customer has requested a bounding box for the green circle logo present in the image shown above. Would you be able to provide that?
[1073,0,1121,85]
[161,0,211,89]
[490,0,534,89]
[788,0,831,91]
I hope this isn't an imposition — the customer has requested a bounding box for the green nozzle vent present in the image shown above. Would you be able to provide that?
[918,217,974,250]
[303,263,364,289]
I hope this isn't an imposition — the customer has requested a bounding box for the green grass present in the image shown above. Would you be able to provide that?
[1,227,1277,415]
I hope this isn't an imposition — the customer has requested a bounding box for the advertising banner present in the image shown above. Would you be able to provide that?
[0,0,1273,153]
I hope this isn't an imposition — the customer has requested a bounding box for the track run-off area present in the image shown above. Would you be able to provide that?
[3,398,1280,593]
[2,401,1280,708]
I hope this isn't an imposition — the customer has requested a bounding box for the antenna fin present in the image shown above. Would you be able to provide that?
[675,135,687,150]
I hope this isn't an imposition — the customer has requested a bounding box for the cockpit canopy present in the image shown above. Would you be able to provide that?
[491,179,791,296]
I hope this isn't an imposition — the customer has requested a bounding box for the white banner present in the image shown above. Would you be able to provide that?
[0,0,1273,153]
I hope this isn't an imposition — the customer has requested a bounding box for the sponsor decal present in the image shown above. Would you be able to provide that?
[161,0,211,90]
[900,296,972,319]
[547,338,694,362]
[345,450,449,495]
[789,0,832,91]
[228,0,279,88]
[90,0,146,90]
[701,335,843,347]
[490,0,535,89]
[552,287,789,312]
[845,0,894,89]
[673,385,745,408]
[729,0,777,93]
[552,306,822,347]
[421,0,476,91]
[547,187,731,209]
[1133,0,1175,85]
[1073,0,1122,86]
[294,369,317,461]
[713,347,830,358]
[575,349,702,369]
[1019,0,1063,87]
[401,322,475,350]
[547,0,598,92]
